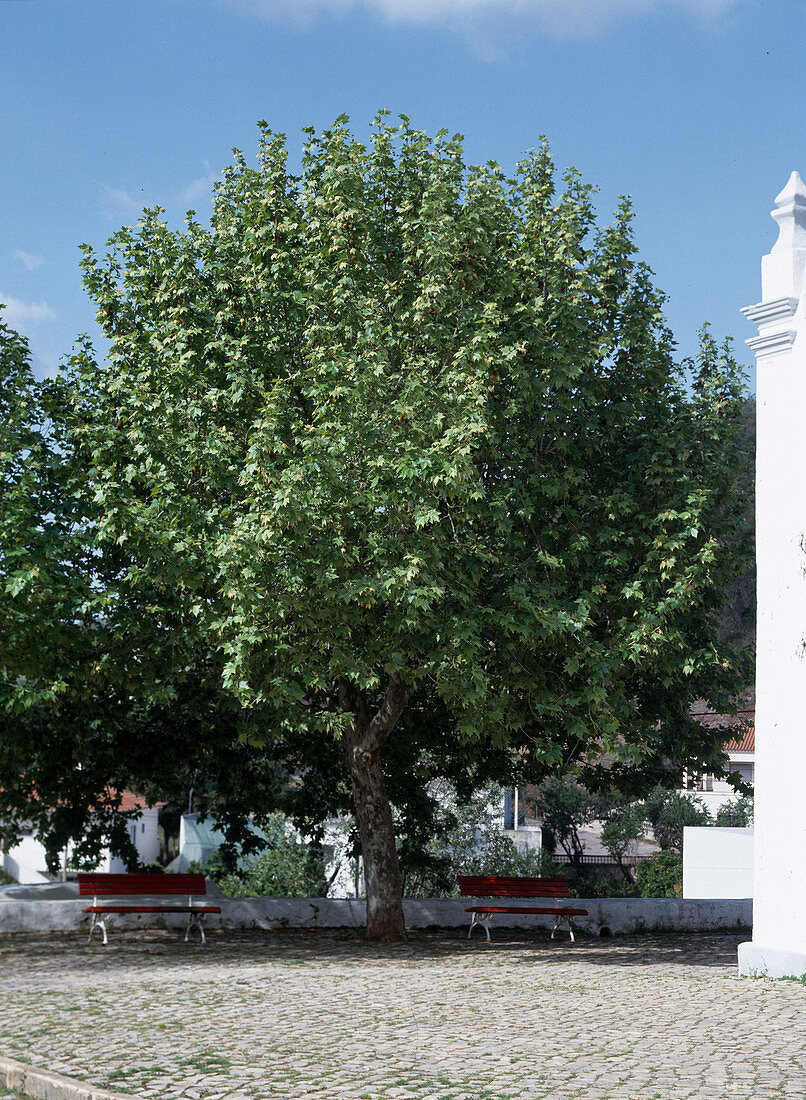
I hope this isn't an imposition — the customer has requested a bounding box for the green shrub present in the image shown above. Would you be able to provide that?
[643,787,712,850]
[205,815,326,898]
[715,795,753,828]
[401,784,550,896]
[0,867,15,886]
[636,850,683,897]
[568,875,640,899]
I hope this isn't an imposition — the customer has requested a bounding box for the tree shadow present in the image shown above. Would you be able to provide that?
[0,926,747,974]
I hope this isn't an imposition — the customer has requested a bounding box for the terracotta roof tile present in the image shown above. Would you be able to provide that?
[690,707,755,753]
[117,790,159,812]
[723,726,755,752]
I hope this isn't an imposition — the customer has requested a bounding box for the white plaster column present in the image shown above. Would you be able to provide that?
[739,171,806,977]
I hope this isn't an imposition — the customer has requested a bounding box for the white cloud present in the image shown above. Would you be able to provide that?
[0,293,56,327]
[177,163,219,205]
[100,169,219,223]
[101,185,147,220]
[230,0,737,34]
[14,250,44,271]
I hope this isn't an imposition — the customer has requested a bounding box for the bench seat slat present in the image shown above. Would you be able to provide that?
[465,905,588,917]
[457,875,573,899]
[83,905,221,914]
[457,876,569,886]
[460,888,570,897]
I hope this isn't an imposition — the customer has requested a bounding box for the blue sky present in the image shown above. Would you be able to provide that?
[2,0,804,387]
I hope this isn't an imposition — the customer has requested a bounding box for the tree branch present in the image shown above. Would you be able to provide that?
[366,670,412,750]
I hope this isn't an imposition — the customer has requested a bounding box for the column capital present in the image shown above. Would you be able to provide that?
[770,171,806,253]
[761,171,806,302]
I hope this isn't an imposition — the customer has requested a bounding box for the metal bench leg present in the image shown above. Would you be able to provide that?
[185,911,206,945]
[468,913,491,942]
[552,915,575,942]
[88,913,108,946]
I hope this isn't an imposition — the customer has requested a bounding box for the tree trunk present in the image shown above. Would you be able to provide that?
[561,828,586,875]
[345,730,406,941]
[340,673,410,942]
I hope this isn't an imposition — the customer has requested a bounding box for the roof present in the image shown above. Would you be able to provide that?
[690,707,755,753]
[117,790,164,812]
[0,787,164,813]
[723,725,755,753]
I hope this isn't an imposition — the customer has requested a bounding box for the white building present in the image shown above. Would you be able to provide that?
[0,791,161,884]
[681,707,755,816]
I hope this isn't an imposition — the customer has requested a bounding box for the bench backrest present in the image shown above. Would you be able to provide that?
[457,875,571,899]
[77,872,207,897]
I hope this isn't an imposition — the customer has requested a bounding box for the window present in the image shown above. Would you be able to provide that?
[684,771,713,792]
[733,761,754,786]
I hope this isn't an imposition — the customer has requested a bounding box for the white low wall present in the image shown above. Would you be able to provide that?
[683,827,754,899]
[0,896,752,937]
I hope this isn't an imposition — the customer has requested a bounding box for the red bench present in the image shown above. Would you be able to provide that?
[457,875,588,942]
[78,872,221,945]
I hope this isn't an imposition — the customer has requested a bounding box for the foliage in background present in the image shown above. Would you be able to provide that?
[204,816,327,898]
[635,850,684,897]
[0,307,150,871]
[714,398,756,655]
[533,776,654,879]
[400,784,547,896]
[600,800,650,879]
[568,874,640,899]
[533,778,752,886]
[643,786,713,850]
[532,777,607,872]
[715,795,754,828]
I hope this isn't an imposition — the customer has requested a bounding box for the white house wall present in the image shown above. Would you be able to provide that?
[1,808,161,883]
[1,836,51,884]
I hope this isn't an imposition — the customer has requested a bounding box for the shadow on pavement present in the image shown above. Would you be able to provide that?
[0,926,745,972]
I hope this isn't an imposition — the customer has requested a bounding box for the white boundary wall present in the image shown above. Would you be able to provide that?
[740,171,806,977]
[0,896,751,937]
[683,827,754,899]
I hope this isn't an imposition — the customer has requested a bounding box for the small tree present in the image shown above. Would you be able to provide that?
[715,795,753,828]
[206,814,327,898]
[600,801,648,881]
[636,850,684,897]
[643,786,713,850]
[532,778,606,873]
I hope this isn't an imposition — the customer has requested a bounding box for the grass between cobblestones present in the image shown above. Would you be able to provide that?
[1,929,805,1099]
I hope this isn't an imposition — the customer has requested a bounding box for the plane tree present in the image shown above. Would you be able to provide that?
[3,116,749,939]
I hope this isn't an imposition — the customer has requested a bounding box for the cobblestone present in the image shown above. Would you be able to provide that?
[0,929,804,1099]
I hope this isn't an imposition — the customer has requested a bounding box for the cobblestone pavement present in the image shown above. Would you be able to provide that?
[0,929,804,1099]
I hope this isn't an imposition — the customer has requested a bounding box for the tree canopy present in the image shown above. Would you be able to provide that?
[1,115,750,939]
